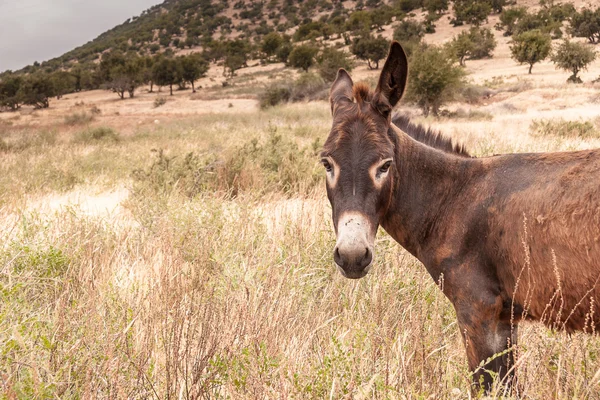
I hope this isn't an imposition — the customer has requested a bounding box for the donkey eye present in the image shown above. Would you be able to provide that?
[321,159,333,172]
[379,161,392,174]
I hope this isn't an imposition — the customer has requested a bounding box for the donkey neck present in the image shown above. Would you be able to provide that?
[381,124,477,262]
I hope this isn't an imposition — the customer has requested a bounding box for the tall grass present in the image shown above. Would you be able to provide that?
[1,103,600,398]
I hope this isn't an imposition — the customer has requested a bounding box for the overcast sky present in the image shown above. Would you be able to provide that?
[0,0,163,72]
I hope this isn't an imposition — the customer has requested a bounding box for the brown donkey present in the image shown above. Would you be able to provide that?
[322,42,600,392]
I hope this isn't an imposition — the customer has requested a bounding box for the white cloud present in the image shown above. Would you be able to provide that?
[0,0,162,71]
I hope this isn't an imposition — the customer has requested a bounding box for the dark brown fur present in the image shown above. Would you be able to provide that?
[323,42,600,393]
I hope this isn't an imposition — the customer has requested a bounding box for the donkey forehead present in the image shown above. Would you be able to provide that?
[324,111,394,160]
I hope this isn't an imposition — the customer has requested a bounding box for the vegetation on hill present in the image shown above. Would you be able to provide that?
[4,0,600,113]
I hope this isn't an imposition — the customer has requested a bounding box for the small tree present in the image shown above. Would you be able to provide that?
[261,32,283,62]
[497,6,527,36]
[351,34,390,69]
[452,0,491,26]
[451,27,497,65]
[317,47,354,82]
[276,40,293,64]
[393,20,425,43]
[451,31,475,66]
[424,0,449,15]
[179,53,209,92]
[551,39,597,83]
[569,8,600,44]
[369,6,394,31]
[510,30,552,74]
[105,56,143,99]
[345,11,372,33]
[50,71,76,99]
[152,57,182,95]
[223,39,251,77]
[289,45,318,72]
[406,44,465,116]
[18,73,55,109]
[0,74,23,111]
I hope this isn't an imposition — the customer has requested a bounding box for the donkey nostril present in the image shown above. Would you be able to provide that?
[334,247,343,266]
[360,248,373,269]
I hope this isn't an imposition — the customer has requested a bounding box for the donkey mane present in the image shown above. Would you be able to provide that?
[351,83,470,158]
[392,115,470,157]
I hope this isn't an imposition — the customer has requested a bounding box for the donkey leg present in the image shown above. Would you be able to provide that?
[455,298,518,394]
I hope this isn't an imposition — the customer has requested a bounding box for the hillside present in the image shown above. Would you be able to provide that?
[11,0,381,74]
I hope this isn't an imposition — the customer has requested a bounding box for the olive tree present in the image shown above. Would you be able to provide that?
[551,39,597,83]
[406,44,465,116]
[510,30,552,74]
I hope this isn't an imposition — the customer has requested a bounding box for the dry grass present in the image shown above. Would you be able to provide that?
[1,102,600,399]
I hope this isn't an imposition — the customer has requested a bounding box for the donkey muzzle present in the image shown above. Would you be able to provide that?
[334,212,374,279]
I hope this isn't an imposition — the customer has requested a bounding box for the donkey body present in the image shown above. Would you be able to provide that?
[322,42,600,391]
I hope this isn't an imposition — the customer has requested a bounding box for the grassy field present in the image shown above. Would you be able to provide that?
[2,95,600,399]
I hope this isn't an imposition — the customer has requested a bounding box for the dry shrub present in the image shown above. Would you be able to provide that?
[259,73,327,109]
[457,83,495,104]
[530,118,600,139]
[132,130,321,199]
[443,108,493,120]
[64,111,94,126]
[75,126,119,143]
[154,96,168,108]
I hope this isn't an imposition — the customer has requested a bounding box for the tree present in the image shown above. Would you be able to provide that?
[450,27,497,65]
[276,40,293,64]
[370,6,394,31]
[406,44,465,116]
[450,31,475,66]
[510,30,552,74]
[152,57,182,95]
[261,32,283,62]
[18,73,55,109]
[496,6,527,36]
[351,34,390,69]
[223,39,251,77]
[50,71,76,99]
[289,45,318,72]
[345,11,371,33]
[0,74,23,111]
[569,8,600,44]
[424,0,449,15]
[394,0,423,13]
[551,39,597,83]
[179,53,209,92]
[452,0,491,26]
[393,20,425,43]
[105,56,144,99]
[317,47,354,82]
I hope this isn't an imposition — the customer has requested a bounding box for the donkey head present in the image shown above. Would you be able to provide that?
[321,42,408,279]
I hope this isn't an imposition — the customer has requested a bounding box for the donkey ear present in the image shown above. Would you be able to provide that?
[373,42,408,118]
[330,68,354,115]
